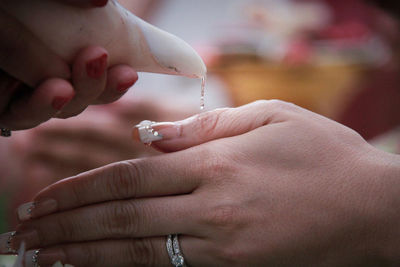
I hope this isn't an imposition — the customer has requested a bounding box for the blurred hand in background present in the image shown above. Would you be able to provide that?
[1,97,196,228]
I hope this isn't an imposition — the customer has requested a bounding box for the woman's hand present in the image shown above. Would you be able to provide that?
[0,0,138,130]
[3,97,195,227]
[10,97,195,182]
[5,100,400,266]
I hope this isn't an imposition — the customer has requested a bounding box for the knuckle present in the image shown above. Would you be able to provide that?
[208,157,230,178]
[104,201,139,236]
[265,99,286,110]
[193,108,228,139]
[265,99,297,112]
[255,99,299,123]
[54,216,77,242]
[203,203,243,231]
[216,246,247,266]
[109,160,144,199]
[126,239,157,266]
[69,176,86,206]
[198,148,236,182]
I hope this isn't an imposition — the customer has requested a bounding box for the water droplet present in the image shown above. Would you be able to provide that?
[200,76,206,111]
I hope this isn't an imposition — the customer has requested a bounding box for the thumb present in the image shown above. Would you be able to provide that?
[132,100,294,152]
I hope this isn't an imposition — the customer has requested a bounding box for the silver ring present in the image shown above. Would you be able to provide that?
[166,234,187,267]
[32,249,40,267]
[0,128,11,137]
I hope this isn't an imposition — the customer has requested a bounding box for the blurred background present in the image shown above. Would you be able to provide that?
[0,0,399,234]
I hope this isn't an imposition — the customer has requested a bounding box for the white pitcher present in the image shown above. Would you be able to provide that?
[0,0,207,86]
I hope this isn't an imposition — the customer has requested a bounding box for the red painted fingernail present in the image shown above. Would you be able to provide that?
[52,95,74,110]
[86,53,108,79]
[117,79,137,93]
[91,0,108,7]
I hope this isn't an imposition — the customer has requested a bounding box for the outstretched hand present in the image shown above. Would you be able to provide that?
[5,100,400,266]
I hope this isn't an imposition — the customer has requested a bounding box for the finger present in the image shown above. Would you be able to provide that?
[0,8,70,87]
[133,100,301,152]
[0,78,74,130]
[22,237,204,267]
[94,64,138,105]
[56,46,108,118]
[53,0,109,8]
[15,196,202,249]
[22,151,203,220]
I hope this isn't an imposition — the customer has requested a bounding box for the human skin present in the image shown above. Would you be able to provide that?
[0,0,138,130]
[4,98,195,218]
[3,100,399,266]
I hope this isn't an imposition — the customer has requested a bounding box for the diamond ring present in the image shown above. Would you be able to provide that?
[166,234,187,267]
[32,249,40,267]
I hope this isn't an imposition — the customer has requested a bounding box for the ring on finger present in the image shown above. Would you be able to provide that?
[32,249,40,267]
[166,234,187,267]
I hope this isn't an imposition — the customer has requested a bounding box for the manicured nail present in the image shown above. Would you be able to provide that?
[52,95,74,110]
[133,120,181,144]
[116,79,137,93]
[0,231,17,254]
[26,248,67,267]
[17,202,35,221]
[91,0,108,7]
[134,121,163,144]
[86,53,108,79]
[17,199,58,221]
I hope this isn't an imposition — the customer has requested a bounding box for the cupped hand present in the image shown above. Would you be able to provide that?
[0,0,138,130]
[6,100,400,266]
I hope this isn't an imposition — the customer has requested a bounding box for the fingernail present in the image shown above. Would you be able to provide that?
[86,53,108,79]
[0,231,17,254]
[133,120,181,144]
[17,202,35,221]
[91,0,108,7]
[116,79,137,93]
[52,95,74,110]
[26,248,67,267]
[17,199,58,221]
